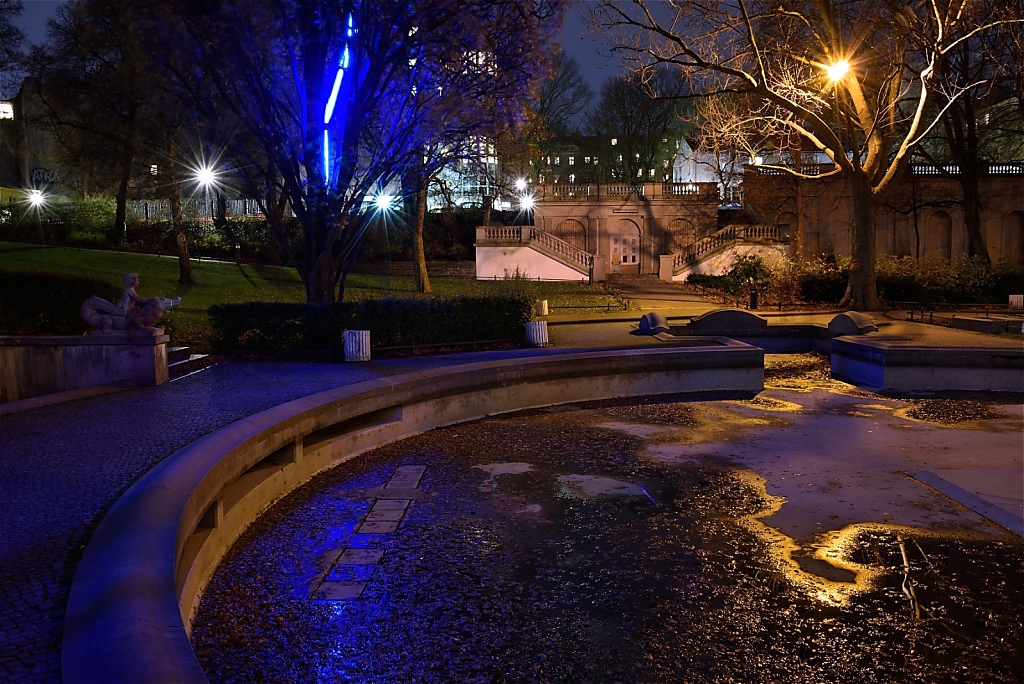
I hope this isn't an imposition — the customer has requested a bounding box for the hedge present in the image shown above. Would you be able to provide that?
[0,270,121,335]
[208,293,535,353]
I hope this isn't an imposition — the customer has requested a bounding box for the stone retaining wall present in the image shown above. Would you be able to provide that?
[0,334,169,403]
[61,343,763,684]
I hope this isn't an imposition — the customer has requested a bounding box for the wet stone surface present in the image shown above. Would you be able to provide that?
[192,356,1024,684]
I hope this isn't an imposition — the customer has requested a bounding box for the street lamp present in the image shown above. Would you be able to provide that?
[824,59,849,83]
[27,189,45,208]
[194,164,219,222]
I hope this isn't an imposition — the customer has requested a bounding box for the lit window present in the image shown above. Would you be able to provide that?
[568,156,575,166]
[649,168,655,178]
[0,102,13,120]
[584,156,591,164]
[593,157,599,165]
[617,155,622,163]
[568,174,575,183]
[150,165,158,176]
[611,138,617,146]
[554,156,560,165]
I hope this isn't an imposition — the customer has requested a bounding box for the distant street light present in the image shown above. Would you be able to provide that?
[519,194,535,211]
[515,178,527,192]
[373,193,394,212]
[27,189,45,208]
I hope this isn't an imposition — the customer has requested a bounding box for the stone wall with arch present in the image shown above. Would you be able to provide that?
[743,168,1024,263]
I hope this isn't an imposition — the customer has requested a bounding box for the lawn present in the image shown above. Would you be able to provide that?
[0,242,626,340]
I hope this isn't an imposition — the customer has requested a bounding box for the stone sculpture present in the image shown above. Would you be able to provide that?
[81,273,181,334]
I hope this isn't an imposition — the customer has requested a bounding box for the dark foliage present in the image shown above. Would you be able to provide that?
[209,293,535,353]
[0,269,120,334]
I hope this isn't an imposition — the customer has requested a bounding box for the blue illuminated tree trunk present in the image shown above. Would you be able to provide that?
[165,0,562,303]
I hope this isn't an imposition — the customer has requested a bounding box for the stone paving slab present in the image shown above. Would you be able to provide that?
[338,548,384,565]
[314,581,366,601]
[356,521,400,534]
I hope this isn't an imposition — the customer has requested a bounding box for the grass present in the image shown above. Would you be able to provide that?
[0,241,627,342]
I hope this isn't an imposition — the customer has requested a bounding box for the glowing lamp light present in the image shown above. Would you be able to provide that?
[825,60,850,82]
[373,194,394,211]
[27,189,45,207]
[515,178,527,192]
[195,165,217,189]
[520,195,535,211]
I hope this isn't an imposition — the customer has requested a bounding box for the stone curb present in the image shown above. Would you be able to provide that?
[62,343,763,684]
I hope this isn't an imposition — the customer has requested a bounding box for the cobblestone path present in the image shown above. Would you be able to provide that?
[0,358,462,684]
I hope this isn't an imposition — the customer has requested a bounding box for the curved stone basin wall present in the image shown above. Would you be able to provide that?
[61,343,762,684]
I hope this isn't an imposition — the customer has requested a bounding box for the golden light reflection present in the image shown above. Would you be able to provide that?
[734,470,987,607]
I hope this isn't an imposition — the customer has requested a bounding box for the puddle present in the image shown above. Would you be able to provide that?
[192,380,1023,683]
[473,462,533,491]
[556,474,649,498]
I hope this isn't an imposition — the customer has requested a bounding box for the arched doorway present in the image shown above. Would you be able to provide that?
[1002,211,1024,264]
[552,219,587,251]
[924,212,952,260]
[607,219,641,275]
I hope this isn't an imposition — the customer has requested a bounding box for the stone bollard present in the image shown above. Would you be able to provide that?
[536,299,549,316]
[344,330,371,362]
[525,320,549,347]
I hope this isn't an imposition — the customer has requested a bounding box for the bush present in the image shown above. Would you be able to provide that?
[209,293,535,353]
[0,270,121,335]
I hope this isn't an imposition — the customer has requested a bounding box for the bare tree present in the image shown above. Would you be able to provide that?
[594,0,1022,309]
[586,69,688,184]
[29,0,155,245]
[0,0,23,97]
[537,51,594,138]
[915,3,1023,262]
[166,0,560,303]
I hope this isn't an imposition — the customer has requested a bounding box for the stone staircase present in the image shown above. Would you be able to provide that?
[476,226,593,277]
[168,346,212,379]
[662,224,788,281]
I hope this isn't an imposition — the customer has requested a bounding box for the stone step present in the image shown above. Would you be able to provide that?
[168,346,191,364]
[168,351,212,379]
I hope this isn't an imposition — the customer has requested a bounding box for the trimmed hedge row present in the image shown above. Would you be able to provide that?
[0,269,121,335]
[208,293,535,353]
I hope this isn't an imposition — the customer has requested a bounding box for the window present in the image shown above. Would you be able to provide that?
[568,156,575,166]
[150,165,159,176]
[568,174,575,183]
[584,156,591,164]
[611,138,617,146]
[554,156,560,166]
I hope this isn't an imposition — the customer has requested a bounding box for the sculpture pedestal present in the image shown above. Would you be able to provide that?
[0,333,170,404]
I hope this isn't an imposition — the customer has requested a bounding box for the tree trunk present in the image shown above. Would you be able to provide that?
[841,172,880,310]
[166,134,194,285]
[308,258,337,303]
[112,137,134,247]
[171,182,193,285]
[413,184,431,293]
[961,168,989,263]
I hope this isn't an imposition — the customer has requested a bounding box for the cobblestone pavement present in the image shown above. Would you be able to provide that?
[0,357,484,684]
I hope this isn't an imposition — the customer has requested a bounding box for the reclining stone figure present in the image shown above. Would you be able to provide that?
[80,273,181,334]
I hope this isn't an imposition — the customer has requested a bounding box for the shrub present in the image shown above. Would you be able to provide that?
[209,293,535,353]
[0,270,121,335]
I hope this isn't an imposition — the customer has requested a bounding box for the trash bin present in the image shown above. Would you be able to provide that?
[525,321,548,347]
[344,330,371,362]
[536,300,549,316]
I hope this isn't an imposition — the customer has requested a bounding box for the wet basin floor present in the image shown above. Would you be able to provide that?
[192,355,1024,683]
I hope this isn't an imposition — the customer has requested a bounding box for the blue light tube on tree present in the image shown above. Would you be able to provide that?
[323,14,354,181]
